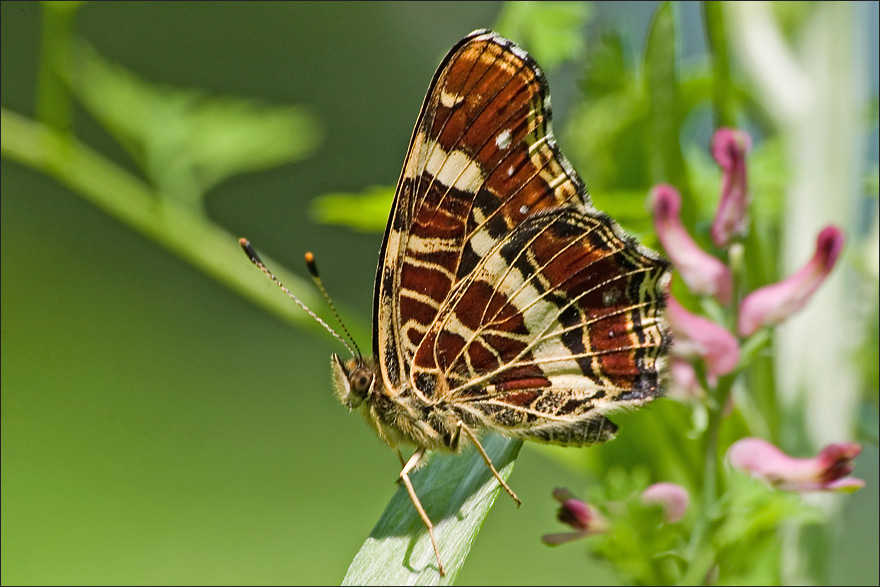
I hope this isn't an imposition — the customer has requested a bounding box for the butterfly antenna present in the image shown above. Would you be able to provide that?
[303,251,363,359]
[239,238,358,357]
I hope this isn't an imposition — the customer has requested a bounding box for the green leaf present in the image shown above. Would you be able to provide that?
[494,1,592,71]
[309,186,395,232]
[342,435,522,585]
[704,1,736,127]
[580,32,630,96]
[643,2,693,223]
[68,42,322,205]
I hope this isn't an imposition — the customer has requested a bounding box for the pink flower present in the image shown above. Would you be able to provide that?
[667,357,705,401]
[667,296,740,379]
[711,128,752,248]
[728,437,864,492]
[738,226,845,336]
[541,488,608,545]
[641,482,690,523]
[652,185,732,304]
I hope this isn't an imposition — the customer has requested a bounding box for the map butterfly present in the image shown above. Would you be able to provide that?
[241,29,671,576]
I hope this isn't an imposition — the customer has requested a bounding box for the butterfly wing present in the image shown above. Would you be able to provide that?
[423,207,670,445]
[375,30,670,444]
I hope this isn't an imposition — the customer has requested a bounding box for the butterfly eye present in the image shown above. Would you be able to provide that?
[350,369,373,398]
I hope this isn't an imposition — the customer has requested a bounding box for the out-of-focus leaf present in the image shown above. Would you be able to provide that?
[494,1,592,71]
[565,89,649,189]
[342,436,522,586]
[579,32,630,96]
[712,472,824,584]
[704,0,736,128]
[37,1,84,131]
[309,185,394,232]
[68,42,321,205]
[643,2,693,223]
[591,189,654,238]
[0,107,347,337]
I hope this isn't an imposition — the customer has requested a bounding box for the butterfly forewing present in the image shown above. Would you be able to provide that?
[376,30,670,446]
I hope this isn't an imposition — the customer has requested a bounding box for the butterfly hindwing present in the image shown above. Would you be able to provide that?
[426,208,670,446]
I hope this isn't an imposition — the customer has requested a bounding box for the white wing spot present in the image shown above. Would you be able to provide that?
[496,129,512,150]
[440,89,464,108]
[507,165,515,177]
[519,205,529,215]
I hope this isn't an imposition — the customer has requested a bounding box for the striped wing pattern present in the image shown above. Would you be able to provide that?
[375,30,670,446]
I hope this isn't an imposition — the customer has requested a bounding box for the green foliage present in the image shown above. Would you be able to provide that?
[711,473,823,585]
[68,42,321,206]
[310,186,395,232]
[494,1,592,71]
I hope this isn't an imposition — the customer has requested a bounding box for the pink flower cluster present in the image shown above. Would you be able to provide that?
[651,128,845,385]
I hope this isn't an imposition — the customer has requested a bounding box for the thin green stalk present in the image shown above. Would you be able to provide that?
[704,1,736,128]
[683,233,747,584]
[36,2,80,132]
[682,374,734,586]
[0,107,367,342]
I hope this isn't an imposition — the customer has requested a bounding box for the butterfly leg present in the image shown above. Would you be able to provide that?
[399,448,446,576]
[458,423,522,507]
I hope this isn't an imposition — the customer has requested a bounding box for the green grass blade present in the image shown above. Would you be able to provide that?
[342,435,523,586]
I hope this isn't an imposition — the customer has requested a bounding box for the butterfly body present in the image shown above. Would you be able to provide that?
[332,353,463,452]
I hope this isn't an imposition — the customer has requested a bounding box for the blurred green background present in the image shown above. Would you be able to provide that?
[2,2,877,585]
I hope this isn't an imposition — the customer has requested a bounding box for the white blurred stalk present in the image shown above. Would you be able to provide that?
[725,1,872,583]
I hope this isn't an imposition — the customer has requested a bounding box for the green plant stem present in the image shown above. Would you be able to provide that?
[683,239,746,584]
[0,107,367,341]
[36,2,79,132]
[682,374,734,586]
[703,1,736,128]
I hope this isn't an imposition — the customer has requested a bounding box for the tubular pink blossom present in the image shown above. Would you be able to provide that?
[667,296,740,379]
[541,488,608,545]
[641,482,690,523]
[728,437,864,492]
[711,128,752,247]
[652,184,732,304]
[738,226,845,336]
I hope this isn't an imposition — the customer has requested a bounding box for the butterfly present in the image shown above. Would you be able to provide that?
[241,29,670,576]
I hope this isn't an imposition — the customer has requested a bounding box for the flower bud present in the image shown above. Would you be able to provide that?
[641,482,690,523]
[541,488,608,545]
[711,128,752,247]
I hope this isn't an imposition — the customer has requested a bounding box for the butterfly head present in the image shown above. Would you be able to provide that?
[331,353,377,409]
